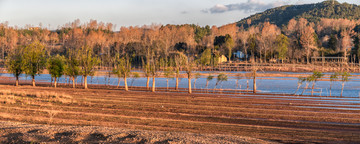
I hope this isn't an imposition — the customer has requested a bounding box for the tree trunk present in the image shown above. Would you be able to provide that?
[54,77,57,88]
[84,76,88,89]
[341,83,344,97]
[151,77,155,92]
[195,80,198,89]
[72,77,76,88]
[294,84,301,95]
[246,80,249,90]
[15,76,19,86]
[117,77,121,88]
[32,75,35,87]
[166,79,169,91]
[301,83,309,95]
[188,77,192,94]
[253,73,256,93]
[124,75,128,91]
[329,82,332,96]
[311,82,315,96]
[307,49,310,64]
[175,77,179,90]
[205,81,209,89]
[130,79,135,87]
[146,77,150,90]
[264,49,267,63]
[344,50,347,64]
[253,78,256,93]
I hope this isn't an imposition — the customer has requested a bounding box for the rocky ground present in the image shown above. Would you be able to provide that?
[0,121,276,144]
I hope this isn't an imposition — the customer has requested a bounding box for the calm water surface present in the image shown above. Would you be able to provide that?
[1,71,360,98]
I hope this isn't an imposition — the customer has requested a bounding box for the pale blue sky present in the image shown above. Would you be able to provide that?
[0,0,359,30]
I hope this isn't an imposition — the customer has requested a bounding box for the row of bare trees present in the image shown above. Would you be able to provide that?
[1,18,360,68]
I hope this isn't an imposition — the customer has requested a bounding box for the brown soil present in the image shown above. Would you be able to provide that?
[0,121,273,144]
[0,85,359,144]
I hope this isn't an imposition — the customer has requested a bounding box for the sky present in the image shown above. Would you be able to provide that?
[0,0,359,30]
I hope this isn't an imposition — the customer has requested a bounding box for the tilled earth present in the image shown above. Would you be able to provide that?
[0,84,359,143]
[0,121,275,144]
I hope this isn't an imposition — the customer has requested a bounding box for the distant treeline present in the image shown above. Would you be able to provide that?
[1,18,360,66]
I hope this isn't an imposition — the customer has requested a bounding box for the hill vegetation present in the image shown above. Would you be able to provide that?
[237,0,360,28]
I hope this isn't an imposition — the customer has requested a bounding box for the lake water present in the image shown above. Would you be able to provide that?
[1,72,360,98]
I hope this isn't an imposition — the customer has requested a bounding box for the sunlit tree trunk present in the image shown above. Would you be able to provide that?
[166,79,169,91]
[175,77,179,90]
[32,75,36,87]
[188,77,192,94]
[124,74,128,91]
[329,82,332,97]
[84,76,88,89]
[15,76,19,86]
[54,77,57,88]
[311,82,315,96]
[152,77,155,92]
[341,83,345,97]
[72,77,76,88]
[146,77,150,90]
[245,80,249,90]
[253,74,256,93]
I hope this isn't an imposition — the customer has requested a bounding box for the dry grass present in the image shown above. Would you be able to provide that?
[0,89,75,105]
[0,85,359,143]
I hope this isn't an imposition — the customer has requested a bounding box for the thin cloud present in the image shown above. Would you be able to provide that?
[203,0,287,14]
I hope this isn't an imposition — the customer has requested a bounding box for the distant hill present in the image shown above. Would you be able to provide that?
[237,0,360,28]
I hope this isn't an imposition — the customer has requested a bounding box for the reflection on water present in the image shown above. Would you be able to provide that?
[1,71,360,98]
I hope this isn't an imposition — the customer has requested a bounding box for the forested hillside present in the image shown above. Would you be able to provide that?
[237,0,360,28]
